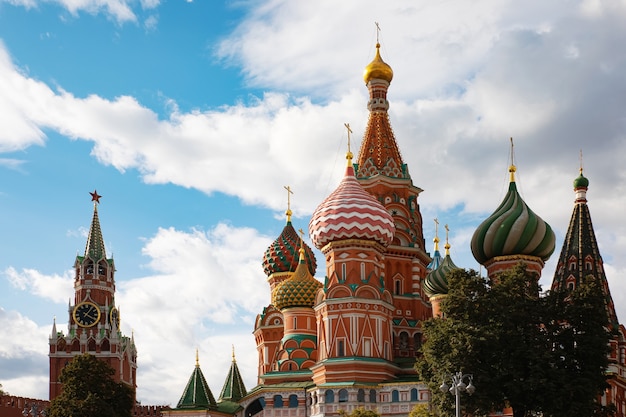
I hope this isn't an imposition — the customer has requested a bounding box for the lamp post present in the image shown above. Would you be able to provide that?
[439,371,475,417]
[22,402,46,417]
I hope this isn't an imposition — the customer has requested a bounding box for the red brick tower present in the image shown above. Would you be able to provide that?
[48,191,137,400]
[354,42,433,364]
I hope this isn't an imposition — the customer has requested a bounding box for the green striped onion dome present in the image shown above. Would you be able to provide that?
[471,180,556,265]
[424,253,458,297]
[272,249,323,310]
[262,220,317,277]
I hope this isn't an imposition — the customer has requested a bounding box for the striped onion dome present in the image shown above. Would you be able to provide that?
[262,216,317,276]
[272,248,323,310]
[424,242,458,297]
[471,165,556,265]
[309,153,395,249]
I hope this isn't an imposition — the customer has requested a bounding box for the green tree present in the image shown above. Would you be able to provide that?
[416,265,613,417]
[48,353,134,417]
[338,407,380,417]
[0,383,6,395]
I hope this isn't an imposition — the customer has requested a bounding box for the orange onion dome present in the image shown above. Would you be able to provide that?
[363,43,393,84]
[309,154,395,249]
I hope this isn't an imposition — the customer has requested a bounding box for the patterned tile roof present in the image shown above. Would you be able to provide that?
[309,160,395,249]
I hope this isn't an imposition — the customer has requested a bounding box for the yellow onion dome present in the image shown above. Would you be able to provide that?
[363,43,393,84]
[272,248,323,310]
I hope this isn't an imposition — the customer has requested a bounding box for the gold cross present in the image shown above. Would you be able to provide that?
[375,22,381,43]
[284,185,293,211]
[344,123,353,154]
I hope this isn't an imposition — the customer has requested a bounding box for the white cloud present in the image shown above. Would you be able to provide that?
[116,223,273,403]
[0,308,50,399]
[4,267,73,304]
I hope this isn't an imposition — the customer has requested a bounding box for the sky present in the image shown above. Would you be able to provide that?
[0,0,625,406]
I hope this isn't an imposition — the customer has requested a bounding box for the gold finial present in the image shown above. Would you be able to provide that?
[344,123,354,165]
[284,185,293,222]
[444,224,451,256]
[196,348,199,367]
[433,218,440,250]
[297,228,306,257]
[579,149,584,175]
[375,22,381,43]
[509,137,517,182]
[232,344,236,362]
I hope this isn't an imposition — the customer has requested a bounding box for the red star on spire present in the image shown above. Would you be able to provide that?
[90,190,102,203]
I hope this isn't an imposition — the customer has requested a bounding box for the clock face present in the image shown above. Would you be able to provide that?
[73,302,101,327]
[110,307,120,328]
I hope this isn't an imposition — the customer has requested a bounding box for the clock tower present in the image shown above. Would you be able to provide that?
[48,190,137,400]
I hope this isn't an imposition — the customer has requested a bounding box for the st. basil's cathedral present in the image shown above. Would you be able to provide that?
[2,39,626,417]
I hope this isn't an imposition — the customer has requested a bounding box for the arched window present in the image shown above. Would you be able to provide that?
[357,389,365,402]
[369,389,377,403]
[399,332,409,349]
[392,390,399,403]
[273,395,283,408]
[289,394,298,408]
[339,389,348,403]
[414,333,422,352]
[325,390,334,403]
[395,280,401,295]
[410,388,418,401]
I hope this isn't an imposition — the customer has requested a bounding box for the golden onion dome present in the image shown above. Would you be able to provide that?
[363,43,393,84]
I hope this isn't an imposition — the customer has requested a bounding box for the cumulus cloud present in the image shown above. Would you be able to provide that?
[115,223,273,402]
[4,267,73,304]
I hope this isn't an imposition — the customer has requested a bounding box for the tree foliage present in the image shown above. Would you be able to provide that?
[0,383,6,395]
[47,353,134,417]
[338,407,380,417]
[416,264,613,417]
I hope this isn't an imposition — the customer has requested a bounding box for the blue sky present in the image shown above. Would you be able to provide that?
[1,0,626,406]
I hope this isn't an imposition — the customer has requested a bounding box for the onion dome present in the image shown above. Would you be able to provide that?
[309,151,395,249]
[424,234,458,297]
[262,211,317,276]
[363,43,393,84]
[574,169,589,189]
[272,247,323,310]
[471,163,556,265]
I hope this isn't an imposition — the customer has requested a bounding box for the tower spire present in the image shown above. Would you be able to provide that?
[551,168,618,329]
[219,347,248,403]
[85,190,106,260]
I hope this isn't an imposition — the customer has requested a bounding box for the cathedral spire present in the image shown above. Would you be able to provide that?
[85,190,106,260]
[551,169,618,329]
[218,346,248,403]
[176,352,217,410]
[356,35,406,180]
